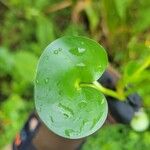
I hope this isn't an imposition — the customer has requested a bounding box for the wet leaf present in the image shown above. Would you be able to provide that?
[35,36,108,139]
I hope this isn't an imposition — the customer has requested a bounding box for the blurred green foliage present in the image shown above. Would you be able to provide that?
[82,125,150,150]
[0,0,150,149]
[0,94,33,148]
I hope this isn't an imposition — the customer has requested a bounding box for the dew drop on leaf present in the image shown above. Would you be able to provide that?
[90,117,99,129]
[58,103,74,118]
[78,101,87,108]
[76,63,86,67]
[80,119,88,132]
[65,129,74,137]
[77,47,86,53]
[58,90,62,96]
[69,47,79,55]
[53,50,58,54]
[63,113,69,118]
[53,48,62,54]
[56,82,60,87]
[50,116,54,123]
[98,65,102,70]
[69,47,85,56]
[101,98,105,104]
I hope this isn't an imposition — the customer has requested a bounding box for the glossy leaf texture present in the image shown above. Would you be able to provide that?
[35,36,108,139]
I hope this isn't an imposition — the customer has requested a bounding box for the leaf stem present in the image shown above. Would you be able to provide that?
[116,56,150,98]
[80,81,125,100]
[127,56,150,83]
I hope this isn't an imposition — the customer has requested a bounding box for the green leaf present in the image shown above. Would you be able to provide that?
[0,47,14,76]
[35,36,108,139]
[34,0,51,10]
[114,0,129,19]
[63,23,86,37]
[123,61,140,79]
[103,0,120,32]
[13,51,38,82]
[85,3,100,32]
[0,94,33,148]
[132,8,150,33]
[82,124,150,150]
[36,16,55,49]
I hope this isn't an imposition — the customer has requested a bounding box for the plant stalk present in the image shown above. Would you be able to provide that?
[80,81,125,101]
[130,56,150,81]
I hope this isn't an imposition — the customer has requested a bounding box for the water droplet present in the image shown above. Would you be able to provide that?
[54,50,58,54]
[56,82,60,87]
[53,48,62,54]
[58,90,62,96]
[65,129,74,137]
[63,113,69,118]
[69,47,85,56]
[58,103,74,117]
[78,47,85,53]
[80,119,88,132]
[76,63,85,67]
[50,116,54,123]
[98,65,102,71]
[69,47,78,55]
[45,78,49,83]
[58,103,74,118]
[101,98,105,104]
[78,101,87,108]
[90,117,99,129]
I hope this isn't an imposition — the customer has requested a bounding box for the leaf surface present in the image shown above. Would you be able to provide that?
[35,36,108,139]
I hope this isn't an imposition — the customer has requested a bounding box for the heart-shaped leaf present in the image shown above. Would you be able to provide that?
[35,36,108,139]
